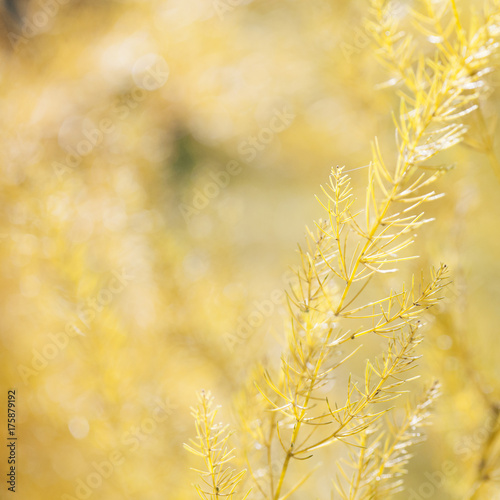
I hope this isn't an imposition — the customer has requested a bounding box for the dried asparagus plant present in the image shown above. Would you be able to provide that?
[372,1,500,497]
[369,0,500,179]
[184,390,250,500]
[185,1,500,499]
[336,380,441,499]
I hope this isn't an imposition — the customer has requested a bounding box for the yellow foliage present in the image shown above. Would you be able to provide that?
[1,1,500,500]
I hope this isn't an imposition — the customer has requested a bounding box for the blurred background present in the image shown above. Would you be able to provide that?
[1,0,500,498]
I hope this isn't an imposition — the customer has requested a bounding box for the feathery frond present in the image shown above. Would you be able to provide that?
[336,380,440,499]
[185,391,250,500]
[242,3,500,499]
[191,2,500,499]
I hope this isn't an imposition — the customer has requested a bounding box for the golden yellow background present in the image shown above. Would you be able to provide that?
[1,0,499,499]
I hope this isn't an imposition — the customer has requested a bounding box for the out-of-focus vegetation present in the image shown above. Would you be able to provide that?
[1,0,500,499]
